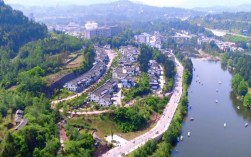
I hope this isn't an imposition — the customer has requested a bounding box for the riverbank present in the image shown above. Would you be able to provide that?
[197,49,221,61]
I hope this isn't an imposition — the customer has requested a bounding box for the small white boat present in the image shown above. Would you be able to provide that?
[190,117,194,121]
[224,123,227,128]
[180,136,184,141]
[245,123,248,127]
[218,81,222,84]
[188,132,191,137]
[215,100,218,103]
[237,106,240,110]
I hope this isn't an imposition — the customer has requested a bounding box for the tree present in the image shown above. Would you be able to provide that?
[152,142,171,157]
[244,94,251,107]
[138,44,153,72]
[237,80,248,96]
[114,107,147,132]
[231,74,243,94]
[17,66,45,94]
[1,133,28,157]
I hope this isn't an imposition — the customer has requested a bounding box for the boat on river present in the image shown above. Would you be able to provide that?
[190,117,194,121]
[224,123,227,128]
[180,136,184,141]
[245,123,248,127]
[215,100,218,103]
[188,132,191,137]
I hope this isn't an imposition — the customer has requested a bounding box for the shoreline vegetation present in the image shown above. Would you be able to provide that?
[200,49,251,108]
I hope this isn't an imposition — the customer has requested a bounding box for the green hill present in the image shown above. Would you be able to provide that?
[0,1,47,57]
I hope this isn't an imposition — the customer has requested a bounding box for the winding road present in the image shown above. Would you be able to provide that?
[102,54,184,157]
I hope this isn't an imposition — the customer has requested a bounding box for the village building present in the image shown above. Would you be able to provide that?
[64,47,109,93]
[148,60,162,91]
[89,79,118,106]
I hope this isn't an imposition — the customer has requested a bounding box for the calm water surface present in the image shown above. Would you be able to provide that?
[172,59,251,157]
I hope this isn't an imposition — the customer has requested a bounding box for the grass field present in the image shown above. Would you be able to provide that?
[45,54,84,85]
[68,113,158,141]
[68,114,119,139]
[248,88,251,94]
[223,34,248,43]
[51,88,75,101]
[65,54,83,69]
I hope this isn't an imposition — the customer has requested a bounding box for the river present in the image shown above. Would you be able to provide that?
[172,58,251,157]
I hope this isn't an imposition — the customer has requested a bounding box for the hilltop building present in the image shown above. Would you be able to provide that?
[84,22,122,39]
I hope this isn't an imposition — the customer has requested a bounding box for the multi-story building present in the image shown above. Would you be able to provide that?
[136,32,151,44]
[84,22,121,39]
[135,32,162,49]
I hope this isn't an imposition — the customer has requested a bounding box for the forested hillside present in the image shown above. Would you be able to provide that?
[0,1,47,56]
[191,12,251,36]
[222,52,251,86]
[0,1,95,156]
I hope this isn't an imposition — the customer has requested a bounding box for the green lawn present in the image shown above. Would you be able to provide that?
[51,88,75,101]
[68,114,120,139]
[67,113,158,141]
[223,34,248,43]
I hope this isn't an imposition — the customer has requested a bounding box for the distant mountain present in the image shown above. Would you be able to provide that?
[9,0,204,25]
[193,4,251,13]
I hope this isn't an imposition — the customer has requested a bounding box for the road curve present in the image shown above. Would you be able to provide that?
[102,55,184,157]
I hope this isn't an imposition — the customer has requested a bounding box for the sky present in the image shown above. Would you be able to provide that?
[4,0,251,8]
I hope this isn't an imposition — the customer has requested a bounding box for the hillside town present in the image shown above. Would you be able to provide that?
[2,1,251,157]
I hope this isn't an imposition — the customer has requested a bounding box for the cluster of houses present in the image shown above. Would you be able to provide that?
[89,79,118,106]
[197,36,244,52]
[148,60,162,91]
[135,32,162,49]
[89,45,140,106]
[112,45,140,88]
[64,47,109,93]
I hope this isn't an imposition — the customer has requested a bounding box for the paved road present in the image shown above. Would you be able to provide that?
[102,55,184,157]
[51,50,116,107]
